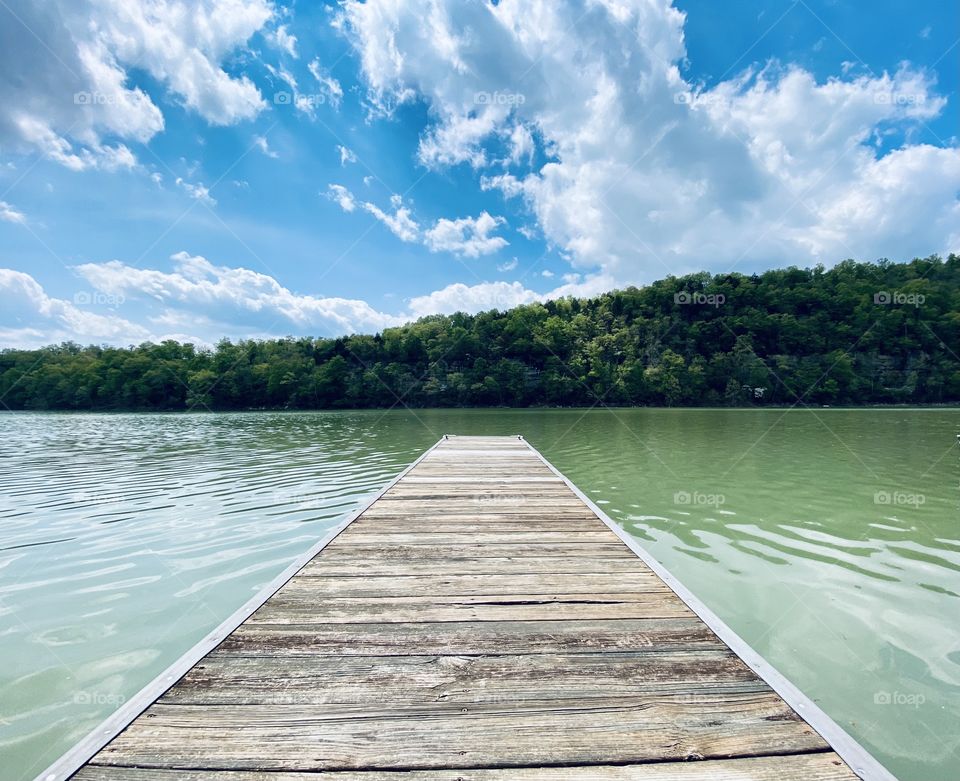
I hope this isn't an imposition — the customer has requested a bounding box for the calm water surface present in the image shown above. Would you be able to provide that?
[1,409,957,780]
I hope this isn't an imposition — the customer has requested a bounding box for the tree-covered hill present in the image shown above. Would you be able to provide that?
[2,256,958,411]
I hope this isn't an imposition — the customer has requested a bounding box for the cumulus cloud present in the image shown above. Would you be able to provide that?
[0,268,150,347]
[254,134,279,158]
[0,252,615,346]
[339,0,960,281]
[424,211,509,257]
[0,201,26,224]
[0,0,272,169]
[74,252,405,337]
[327,183,357,212]
[176,177,217,206]
[328,185,510,256]
[338,145,358,165]
[363,195,421,242]
[406,272,614,317]
[407,280,540,317]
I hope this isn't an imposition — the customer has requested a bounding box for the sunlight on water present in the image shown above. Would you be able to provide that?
[1,409,958,780]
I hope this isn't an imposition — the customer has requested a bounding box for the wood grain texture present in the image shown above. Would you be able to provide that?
[282,572,671,595]
[163,650,761,705]
[76,752,860,780]
[247,592,695,624]
[218,618,726,657]
[298,556,673,576]
[92,693,828,770]
[69,436,861,780]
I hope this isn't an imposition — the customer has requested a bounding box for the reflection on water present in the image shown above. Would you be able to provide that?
[1,409,958,781]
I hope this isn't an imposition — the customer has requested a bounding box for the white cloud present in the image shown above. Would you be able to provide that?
[176,177,217,207]
[268,24,299,58]
[0,268,151,347]
[328,185,509,256]
[90,0,271,125]
[424,211,509,257]
[0,256,615,347]
[326,183,357,212]
[254,134,279,158]
[0,201,26,224]
[497,258,518,272]
[407,273,614,317]
[340,0,960,281]
[407,281,540,317]
[541,269,553,278]
[0,0,272,169]
[74,252,404,337]
[308,59,344,110]
[363,195,420,242]
[338,145,358,165]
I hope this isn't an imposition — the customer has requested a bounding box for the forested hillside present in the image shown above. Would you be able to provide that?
[2,256,958,410]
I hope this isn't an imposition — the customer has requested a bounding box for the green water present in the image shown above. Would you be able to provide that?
[1,409,957,780]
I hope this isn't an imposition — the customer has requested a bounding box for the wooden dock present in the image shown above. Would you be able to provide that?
[42,435,893,781]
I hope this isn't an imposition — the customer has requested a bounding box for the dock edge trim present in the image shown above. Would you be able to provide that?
[521,436,898,781]
[32,437,448,781]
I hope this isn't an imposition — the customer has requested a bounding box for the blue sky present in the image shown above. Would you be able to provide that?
[0,0,957,347]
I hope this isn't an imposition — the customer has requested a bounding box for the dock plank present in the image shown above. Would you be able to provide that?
[218,618,727,656]
[281,572,671,595]
[74,753,860,780]
[56,436,869,781]
[162,650,760,705]
[91,693,828,770]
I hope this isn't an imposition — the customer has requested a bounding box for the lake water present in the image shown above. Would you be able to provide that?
[1,409,957,780]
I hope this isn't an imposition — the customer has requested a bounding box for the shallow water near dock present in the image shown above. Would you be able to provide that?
[1,408,957,780]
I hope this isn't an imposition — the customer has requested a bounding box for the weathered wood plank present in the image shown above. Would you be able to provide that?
[217,618,725,656]
[163,650,760,705]
[333,531,620,544]
[247,591,694,624]
[92,693,828,770]
[355,510,601,520]
[346,519,608,533]
[283,572,670,596]
[320,543,639,560]
[299,556,665,577]
[401,476,563,483]
[75,752,860,780]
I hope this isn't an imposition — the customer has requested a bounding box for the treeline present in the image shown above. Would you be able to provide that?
[2,256,958,410]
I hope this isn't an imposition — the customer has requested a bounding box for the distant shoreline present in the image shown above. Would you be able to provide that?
[3,257,958,411]
[5,404,959,414]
